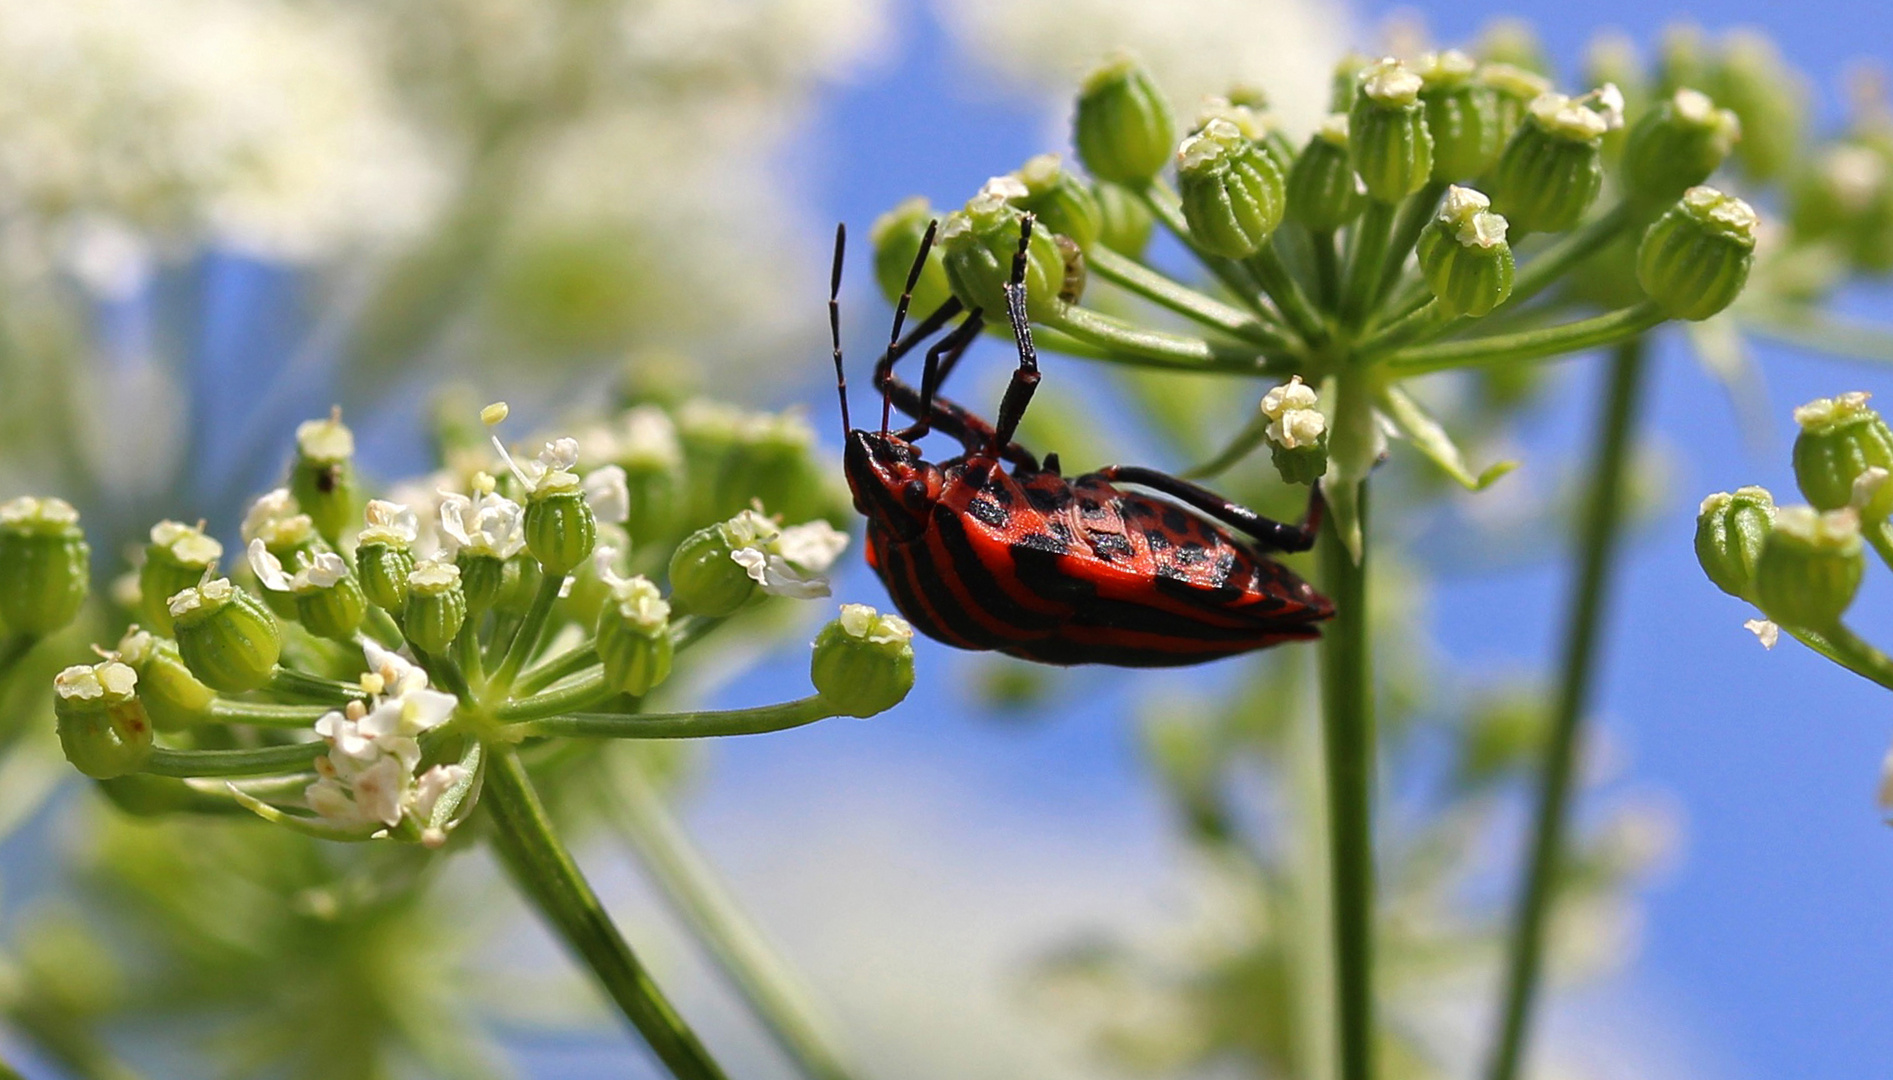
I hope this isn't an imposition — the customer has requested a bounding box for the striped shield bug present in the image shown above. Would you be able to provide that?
[828,215,1333,667]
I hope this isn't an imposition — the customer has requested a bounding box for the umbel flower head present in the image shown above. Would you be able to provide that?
[305,642,465,842]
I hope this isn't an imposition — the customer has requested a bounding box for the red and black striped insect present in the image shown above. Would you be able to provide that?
[828,216,1332,667]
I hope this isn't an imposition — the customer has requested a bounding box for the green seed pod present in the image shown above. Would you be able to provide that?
[1192,96,1295,176]
[1489,87,1622,234]
[1286,115,1367,231]
[356,542,414,612]
[294,573,367,642]
[938,185,1068,321]
[139,520,222,635]
[595,574,674,697]
[288,411,358,545]
[1260,377,1329,486]
[1477,63,1553,149]
[667,519,759,618]
[1790,392,1893,512]
[524,483,597,578]
[869,197,955,317]
[1621,89,1742,208]
[1072,53,1175,187]
[1695,486,1776,600]
[1635,186,1758,321]
[1014,153,1104,251]
[1418,50,1503,181]
[0,496,90,637]
[96,774,210,816]
[1753,506,1864,629]
[53,661,152,779]
[1175,119,1287,259]
[403,561,467,655]
[456,552,507,612]
[1348,58,1433,202]
[168,579,280,694]
[1710,30,1807,182]
[810,604,916,718]
[1093,180,1154,257]
[116,627,214,732]
[1416,186,1516,317]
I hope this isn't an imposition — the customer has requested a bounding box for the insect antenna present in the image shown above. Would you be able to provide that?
[881,219,939,435]
[829,222,851,436]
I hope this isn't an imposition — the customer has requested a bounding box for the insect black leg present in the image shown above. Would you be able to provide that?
[1097,466,1326,553]
[898,310,983,442]
[987,216,1042,456]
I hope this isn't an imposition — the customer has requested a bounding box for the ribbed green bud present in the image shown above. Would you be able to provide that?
[496,552,544,616]
[456,552,506,612]
[295,573,367,642]
[0,496,90,637]
[1192,96,1295,176]
[1348,58,1433,202]
[1418,50,1503,181]
[356,542,414,612]
[1416,186,1515,317]
[939,184,1068,321]
[1635,186,1758,321]
[116,627,214,732]
[53,661,152,779]
[1790,392,1893,512]
[1014,153,1104,251]
[1286,116,1367,231]
[810,604,915,718]
[139,520,221,635]
[667,520,759,617]
[1093,180,1154,257]
[168,579,280,693]
[595,574,674,697]
[1710,30,1806,182]
[1621,89,1742,207]
[870,197,955,316]
[1175,119,1286,259]
[524,483,597,577]
[1478,63,1553,148]
[1695,486,1775,600]
[1490,86,1623,234]
[403,561,467,655]
[1260,377,1329,485]
[288,411,358,545]
[1754,506,1864,629]
[1072,53,1175,186]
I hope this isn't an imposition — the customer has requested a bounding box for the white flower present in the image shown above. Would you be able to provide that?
[606,571,671,632]
[1744,618,1780,650]
[724,511,849,599]
[584,465,631,525]
[54,661,137,701]
[1260,375,1326,450]
[148,519,223,565]
[438,488,525,559]
[246,538,347,594]
[167,576,236,617]
[494,435,582,497]
[359,499,420,547]
[837,602,913,646]
[620,406,683,470]
[240,487,315,548]
[305,641,462,832]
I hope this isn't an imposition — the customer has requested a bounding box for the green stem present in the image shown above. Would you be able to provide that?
[1247,245,1330,344]
[482,745,730,1080]
[1050,305,1278,372]
[1340,200,1398,327]
[497,669,614,721]
[611,766,862,1080]
[1317,490,1374,1080]
[1375,181,1446,305]
[1380,302,1665,375]
[513,696,834,739]
[1484,336,1648,1080]
[207,699,338,727]
[1504,203,1634,312]
[1312,229,1342,309]
[1792,620,1893,690]
[1086,245,1293,349]
[0,634,36,682]
[265,666,370,704]
[143,741,326,778]
[454,611,486,693]
[488,572,567,700]
[1355,299,1458,354]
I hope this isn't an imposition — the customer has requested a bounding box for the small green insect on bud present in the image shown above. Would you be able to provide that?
[939,183,1069,321]
[810,603,915,718]
[525,484,597,579]
[139,520,221,635]
[668,519,759,618]
[1348,58,1434,203]
[1477,63,1553,148]
[116,627,214,732]
[1790,392,1893,513]
[1260,376,1329,485]
[1695,486,1776,600]
[596,574,674,697]
[1175,119,1287,259]
[1753,505,1864,630]
[1072,52,1176,187]
[1014,153,1104,251]
[1621,89,1742,208]
[1416,185,1515,317]
[870,197,956,317]
[167,578,280,694]
[288,409,359,545]
[1635,186,1758,321]
[403,560,467,655]
[1093,179,1154,257]
[1489,86,1624,234]
[0,496,90,638]
[53,660,152,779]
[1286,115,1367,231]
[1710,30,1807,182]
[1418,50,1503,182]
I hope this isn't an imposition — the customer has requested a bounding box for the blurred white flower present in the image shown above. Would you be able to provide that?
[306,641,463,833]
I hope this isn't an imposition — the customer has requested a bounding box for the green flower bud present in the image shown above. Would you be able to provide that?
[1790,392,1893,512]
[1753,506,1864,629]
[1418,50,1503,181]
[1584,30,1650,129]
[403,561,467,655]
[1260,377,1329,485]
[1330,52,1370,113]
[1176,119,1287,259]
[1710,30,1806,182]
[1476,17,1553,77]
[614,406,685,546]
[295,572,367,642]
[1656,24,1712,98]
[1478,63,1553,148]
[870,197,955,316]
[168,578,281,693]
[1093,180,1154,257]
[810,604,915,718]
[1014,153,1104,251]
[1286,116,1367,231]
[1416,186,1515,317]
[1490,87,1623,234]
[710,409,827,525]
[357,542,414,612]
[116,627,214,731]
[1695,486,1775,600]
[595,574,674,697]
[1787,144,1893,273]
[457,552,507,612]
[139,520,221,635]
[1072,53,1175,186]
[668,521,759,617]
[0,496,90,637]
[525,483,597,577]
[1621,89,1742,207]
[1192,96,1295,176]
[939,185,1067,322]
[1635,186,1758,320]
[241,489,320,620]
[53,661,152,779]
[1348,58,1434,202]
[288,411,358,545]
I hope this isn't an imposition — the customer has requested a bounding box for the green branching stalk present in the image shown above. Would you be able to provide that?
[265,666,371,704]
[1050,305,1283,372]
[1247,245,1330,344]
[488,572,568,699]
[143,741,327,778]
[1340,200,1398,327]
[513,697,835,740]
[1379,302,1666,374]
[1086,245,1294,350]
[206,699,339,727]
[1504,204,1635,312]
[1741,304,1893,366]
[517,644,600,696]
[496,669,613,721]
[1787,621,1893,690]
[1376,181,1448,304]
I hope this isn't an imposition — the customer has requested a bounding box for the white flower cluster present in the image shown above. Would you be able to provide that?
[723,509,849,599]
[305,642,465,841]
[1260,375,1326,451]
[248,539,348,595]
